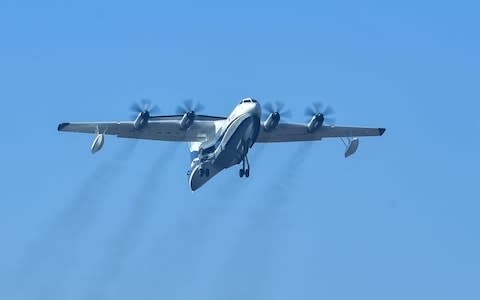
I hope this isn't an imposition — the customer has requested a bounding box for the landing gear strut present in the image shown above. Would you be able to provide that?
[239,155,250,178]
[200,168,210,177]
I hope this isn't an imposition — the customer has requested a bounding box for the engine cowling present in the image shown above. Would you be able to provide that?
[263,112,280,131]
[307,113,324,133]
[133,111,150,130]
[180,112,195,130]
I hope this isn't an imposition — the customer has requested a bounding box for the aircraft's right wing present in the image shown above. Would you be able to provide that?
[149,114,227,121]
[257,123,385,143]
[58,118,222,142]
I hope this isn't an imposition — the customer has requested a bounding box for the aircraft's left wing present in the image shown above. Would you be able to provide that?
[58,117,223,142]
[257,123,385,143]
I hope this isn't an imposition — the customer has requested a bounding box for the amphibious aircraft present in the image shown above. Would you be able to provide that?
[58,98,385,191]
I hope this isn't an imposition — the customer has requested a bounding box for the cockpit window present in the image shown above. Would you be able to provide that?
[240,98,258,104]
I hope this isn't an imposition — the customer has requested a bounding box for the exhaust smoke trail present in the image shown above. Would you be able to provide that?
[139,143,306,299]
[12,141,137,300]
[231,143,313,233]
[208,143,314,299]
[84,143,179,300]
[51,141,137,227]
[154,141,268,248]
[139,143,268,297]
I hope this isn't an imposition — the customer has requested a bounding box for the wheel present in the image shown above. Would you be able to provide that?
[205,169,210,177]
[245,169,250,178]
[239,169,244,178]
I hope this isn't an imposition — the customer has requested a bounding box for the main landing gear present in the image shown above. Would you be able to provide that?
[239,155,250,178]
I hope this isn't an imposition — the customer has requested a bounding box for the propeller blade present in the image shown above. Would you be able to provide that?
[149,104,160,114]
[194,103,205,113]
[305,107,316,116]
[184,99,193,111]
[264,101,291,120]
[175,106,185,114]
[130,99,159,119]
[323,105,334,116]
[280,110,292,119]
[313,102,323,112]
[275,101,285,112]
[141,99,152,111]
[131,102,143,113]
[177,99,205,114]
[305,101,335,124]
[264,102,274,113]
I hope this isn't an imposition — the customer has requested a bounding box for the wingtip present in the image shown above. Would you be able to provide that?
[57,122,69,131]
[379,128,386,136]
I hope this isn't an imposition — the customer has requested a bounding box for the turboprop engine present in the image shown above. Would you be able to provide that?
[262,101,291,132]
[263,112,280,131]
[306,113,324,133]
[176,99,205,130]
[130,99,159,130]
[304,102,335,133]
[133,111,150,130]
[179,111,196,130]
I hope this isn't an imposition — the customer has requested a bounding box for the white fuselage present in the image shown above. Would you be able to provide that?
[188,98,262,191]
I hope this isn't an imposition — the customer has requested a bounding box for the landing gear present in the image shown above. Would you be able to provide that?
[239,155,250,178]
[200,168,210,177]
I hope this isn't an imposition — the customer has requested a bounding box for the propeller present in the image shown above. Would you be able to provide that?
[130,99,160,129]
[305,102,335,124]
[130,98,159,118]
[176,99,205,115]
[263,101,292,120]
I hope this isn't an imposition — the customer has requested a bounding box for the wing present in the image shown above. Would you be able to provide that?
[257,123,385,143]
[149,114,227,121]
[57,115,225,142]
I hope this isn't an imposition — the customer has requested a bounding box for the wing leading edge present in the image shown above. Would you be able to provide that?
[148,114,227,121]
[257,123,385,143]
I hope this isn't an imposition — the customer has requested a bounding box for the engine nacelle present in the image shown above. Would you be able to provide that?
[307,113,324,133]
[91,133,104,154]
[180,112,195,130]
[264,112,280,131]
[133,111,150,130]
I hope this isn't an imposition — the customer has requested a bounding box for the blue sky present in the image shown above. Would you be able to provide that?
[0,0,479,299]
